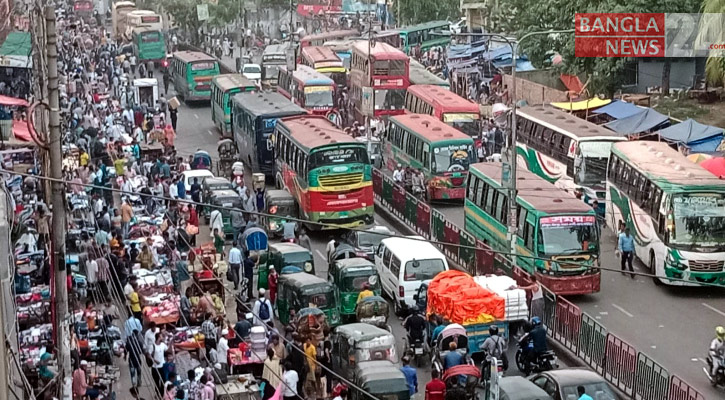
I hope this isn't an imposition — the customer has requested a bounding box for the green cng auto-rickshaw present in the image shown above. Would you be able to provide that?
[276,272,340,327]
[207,190,243,236]
[350,360,410,400]
[263,190,298,238]
[266,242,315,274]
[333,323,398,379]
[327,257,380,320]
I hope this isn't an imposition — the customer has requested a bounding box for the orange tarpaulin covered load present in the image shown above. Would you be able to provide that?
[426,270,505,324]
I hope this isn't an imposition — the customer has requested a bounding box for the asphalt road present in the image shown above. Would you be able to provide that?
[432,200,725,398]
[167,76,569,395]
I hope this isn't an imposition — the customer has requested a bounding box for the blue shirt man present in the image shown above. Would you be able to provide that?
[177,179,186,199]
[400,357,417,395]
[443,342,463,370]
[577,386,594,400]
[618,229,635,252]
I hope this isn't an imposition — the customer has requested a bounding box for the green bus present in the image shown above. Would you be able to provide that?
[464,162,601,295]
[409,59,449,89]
[274,114,374,229]
[381,113,475,201]
[170,51,220,102]
[210,74,257,136]
[132,27,166,64]
[397,21,450,54]
[606,141,725,286]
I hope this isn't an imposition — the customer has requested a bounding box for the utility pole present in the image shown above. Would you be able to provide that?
[45,5,71,380]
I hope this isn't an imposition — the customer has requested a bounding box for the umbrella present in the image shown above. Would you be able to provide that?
[700,157,725,178]
[686,153,713,164]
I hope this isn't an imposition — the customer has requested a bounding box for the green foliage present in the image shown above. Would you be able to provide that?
[493,0,699,95]
[703,0,725,85]
[397,0,460,25]
[159,0,241,30]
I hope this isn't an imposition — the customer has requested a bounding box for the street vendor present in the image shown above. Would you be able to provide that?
[139,244,154,270]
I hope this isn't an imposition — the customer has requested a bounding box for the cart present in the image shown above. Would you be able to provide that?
[217,139,239,177]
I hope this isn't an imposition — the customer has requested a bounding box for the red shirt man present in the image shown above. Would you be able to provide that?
[425,370,446,400]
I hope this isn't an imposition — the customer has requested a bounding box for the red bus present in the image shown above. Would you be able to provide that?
[404,84,481,138]
[349,41,409,123]
[300,30,360,49]
[277,65,336,115]
[73,0,94,18]
[300,46,347,88]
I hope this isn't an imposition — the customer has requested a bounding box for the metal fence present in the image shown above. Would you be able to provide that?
[371,168,704,400]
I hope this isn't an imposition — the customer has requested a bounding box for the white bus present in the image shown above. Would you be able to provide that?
[515,105,627,213]
[606,141,725,286]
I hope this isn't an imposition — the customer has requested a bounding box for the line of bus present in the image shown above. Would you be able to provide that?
[382,114,475,200]
[277,65,336,116]
[405,84,480,139]
[112,1,136,40]
[73,0,94,20]
[261,43,289,89]
[211,74,258,136]
[465,163,601,295]
[300,46,347,88]
[126,10,164,32]
[300,30,359,49]
[397,21,451,54]
[232,92,307,179]
[274,115,374,229]
[515,106,627,212]
[349,41,409,123]
[170,51,220,102]
[131,27,166,64]
[409,59,449,89]
[606,141,725,286]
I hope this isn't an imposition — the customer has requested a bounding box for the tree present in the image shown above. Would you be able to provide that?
[703,0,725,86]
[493,0,699,96]
[397,0,460,26]
[159,0,242,43]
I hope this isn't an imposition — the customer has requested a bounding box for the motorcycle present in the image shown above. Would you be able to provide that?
[515,339,558,375]
[405,334,428,367]
[704,355,725,387]
[480,355,504,390]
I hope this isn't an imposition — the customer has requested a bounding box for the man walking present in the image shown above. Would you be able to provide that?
[121,198,134,239]
[243,252,258,300]
[618,227,635,278]
[400,356,417,398]
[228,242,243,291]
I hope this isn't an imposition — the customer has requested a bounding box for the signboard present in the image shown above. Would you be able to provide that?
[197,4,209,21]
[361,87,374,116]
[285,47,297,71]
[539,215,596,227]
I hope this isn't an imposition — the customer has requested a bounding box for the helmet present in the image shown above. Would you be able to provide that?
[489,325,499,336]
[717,326,725,340]
[531,316,542,326]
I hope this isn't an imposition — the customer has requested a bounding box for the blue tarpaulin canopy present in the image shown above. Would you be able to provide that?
[658,118,724,152]
[604,108,670,135]
[592,100,642,120]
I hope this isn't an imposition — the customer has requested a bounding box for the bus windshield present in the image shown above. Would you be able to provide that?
[304,86,334,107]
[671,193,725,248]
[576,141,617,186]
[443,113,480,137]
[264,65,282,80]
[141,32,161,43]
[374,89,406,110]
[537,215,598,255]
[432,143,474,174]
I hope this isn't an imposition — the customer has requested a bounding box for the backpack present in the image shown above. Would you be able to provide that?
[257,300,271,320]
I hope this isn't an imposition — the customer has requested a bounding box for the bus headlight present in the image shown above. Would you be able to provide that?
[304,262,313,272]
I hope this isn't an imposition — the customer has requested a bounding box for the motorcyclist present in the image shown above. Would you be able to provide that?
[709,326,725,381]
[411,168,425,198]
[404,305,427,353]
[520,316,547,367]
[481,325,507,371]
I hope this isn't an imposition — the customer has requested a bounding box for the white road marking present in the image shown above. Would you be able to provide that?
[207,130,214,136]
[315,249,326,261]
[598,312,608,315]
[699,358,707,364]
[702,302,725,318]
[611,303,634,318]
[194,113,199,119]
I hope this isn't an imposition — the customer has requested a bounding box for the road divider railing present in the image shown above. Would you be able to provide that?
[371,168,704,400]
